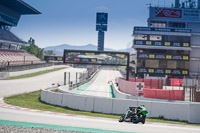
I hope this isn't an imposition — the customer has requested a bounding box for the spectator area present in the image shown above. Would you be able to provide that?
[0,49,42,66]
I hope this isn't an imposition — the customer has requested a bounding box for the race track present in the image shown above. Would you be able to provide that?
[0,104,200,133]
[0,67,200,133]
[77,69,122,97]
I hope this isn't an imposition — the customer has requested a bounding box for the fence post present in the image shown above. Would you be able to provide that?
[183,86,185,101]
[194,85,197,102]
[76,72,78,83]
[64,72,66,85]
[190,86,192,102]
[68,73,70,85]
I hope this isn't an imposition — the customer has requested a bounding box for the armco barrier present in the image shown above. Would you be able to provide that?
[41,87,200,123]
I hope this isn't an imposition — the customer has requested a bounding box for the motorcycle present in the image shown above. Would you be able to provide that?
[119,105,148,124]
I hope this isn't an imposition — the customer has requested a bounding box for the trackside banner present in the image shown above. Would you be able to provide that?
[150,7,200,20]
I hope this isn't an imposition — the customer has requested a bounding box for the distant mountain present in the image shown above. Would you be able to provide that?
[44,44,114,56]
[118,48,136,54]
[44,44,135,56]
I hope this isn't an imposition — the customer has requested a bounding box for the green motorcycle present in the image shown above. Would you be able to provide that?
[119,105,148,124]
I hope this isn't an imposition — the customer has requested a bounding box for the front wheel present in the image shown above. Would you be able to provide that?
[119,115,125,122]
[141,115,146,124]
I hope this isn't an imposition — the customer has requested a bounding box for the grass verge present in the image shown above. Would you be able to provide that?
[4,90,200,126]
[4,91,119,119]
[2,67,67,80]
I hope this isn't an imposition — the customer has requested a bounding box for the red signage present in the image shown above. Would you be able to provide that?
[74,58,80,62]
[155,8,182,18]
[65,57,69,61]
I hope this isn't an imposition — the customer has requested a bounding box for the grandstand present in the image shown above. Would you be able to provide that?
[0,0,41,66]
[0,49,41,66]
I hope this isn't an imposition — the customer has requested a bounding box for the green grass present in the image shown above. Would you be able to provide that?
[4,91,119,119]
[1,67,67,80]
[3,90,200,126]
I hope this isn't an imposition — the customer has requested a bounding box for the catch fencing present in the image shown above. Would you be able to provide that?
[118,78,185,101]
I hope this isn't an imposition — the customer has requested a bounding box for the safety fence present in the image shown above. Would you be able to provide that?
[0,62,63,72]
[167,78,183,87]
[143,89,184,101]
[124,78,163,89]
[118,78,185,101]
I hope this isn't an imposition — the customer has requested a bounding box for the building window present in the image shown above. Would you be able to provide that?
[150,21,167,27]
[150,35,162,41]
[134,35,148,40]
[10,44,17,50]
[164,35,190,43]
[137,59,145,67]
[169,22,186,28]
[1,43,9,49]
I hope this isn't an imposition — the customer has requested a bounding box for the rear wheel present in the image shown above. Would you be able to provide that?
[132,114,145,124]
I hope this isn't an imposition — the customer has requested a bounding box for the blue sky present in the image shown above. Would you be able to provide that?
[12,0,174,50]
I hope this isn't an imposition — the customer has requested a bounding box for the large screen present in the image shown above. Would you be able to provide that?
[63,50,129,66]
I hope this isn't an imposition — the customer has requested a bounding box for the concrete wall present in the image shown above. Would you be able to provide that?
[41,88,200,124]
[112,80,138,99]
[189,103,200,123]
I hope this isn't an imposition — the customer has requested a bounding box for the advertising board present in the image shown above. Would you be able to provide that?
[137,52,189,61]
[150,7,200,21]
[137,67,189,76]
[134,40,190,47]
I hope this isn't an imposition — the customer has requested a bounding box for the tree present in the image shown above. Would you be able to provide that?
[21,37,44,60]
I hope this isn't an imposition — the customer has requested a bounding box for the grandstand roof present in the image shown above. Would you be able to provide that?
[0,0,41,15]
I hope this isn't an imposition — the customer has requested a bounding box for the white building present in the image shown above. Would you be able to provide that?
[133,0,200,77]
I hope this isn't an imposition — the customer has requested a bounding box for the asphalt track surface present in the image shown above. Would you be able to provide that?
[0,104,200,133]
[0,67,200,133]
[76,69,122,98]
